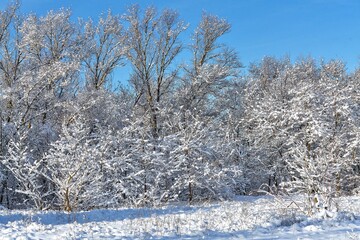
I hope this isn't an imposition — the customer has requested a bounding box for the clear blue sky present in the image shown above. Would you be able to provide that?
[2,0,360,72]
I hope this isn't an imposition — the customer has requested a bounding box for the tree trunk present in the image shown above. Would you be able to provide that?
[64,187,72,212]
[188,181,193,203]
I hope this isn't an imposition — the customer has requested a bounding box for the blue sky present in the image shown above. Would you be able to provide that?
[1,0,360,72]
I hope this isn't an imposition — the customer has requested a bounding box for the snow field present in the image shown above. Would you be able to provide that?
[0,196,359,239]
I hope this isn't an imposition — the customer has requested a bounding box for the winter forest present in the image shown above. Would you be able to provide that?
[0,1,359,213]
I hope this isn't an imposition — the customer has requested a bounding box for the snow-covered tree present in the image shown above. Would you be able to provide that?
[164,114,244,202]
[42,120,105,211]
[3,131,51,209]
[241,57,293,191]
[242,57,360,214]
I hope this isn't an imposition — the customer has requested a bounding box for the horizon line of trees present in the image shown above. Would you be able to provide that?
[0,1,359,212]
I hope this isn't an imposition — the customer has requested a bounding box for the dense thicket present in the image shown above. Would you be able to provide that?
[0,2,359,211]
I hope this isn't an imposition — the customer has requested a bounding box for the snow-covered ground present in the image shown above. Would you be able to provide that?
[0,196,359,239]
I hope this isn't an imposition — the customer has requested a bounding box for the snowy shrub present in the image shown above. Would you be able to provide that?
[3,136,50,209]
[42,121,107,211]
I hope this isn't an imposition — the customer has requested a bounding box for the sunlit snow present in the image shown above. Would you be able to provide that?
[0,196,359,239]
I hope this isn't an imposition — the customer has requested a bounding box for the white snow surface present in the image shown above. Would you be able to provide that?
[0,196,360,239]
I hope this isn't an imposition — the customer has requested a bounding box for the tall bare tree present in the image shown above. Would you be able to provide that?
[82,11,127,90]
[124,5,187,138]
[180,13,241,119]
[0,0,19,154]
[0,0,20,207]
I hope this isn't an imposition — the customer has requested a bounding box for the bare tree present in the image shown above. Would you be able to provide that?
[0,0,20,207]
[82,11,127,90]
[18,9,80,128]
[179,13,241,120]
[124,5,187,138]
[0,0,20,146]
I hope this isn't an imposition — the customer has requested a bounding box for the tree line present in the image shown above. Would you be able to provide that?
[0,2,359,212]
